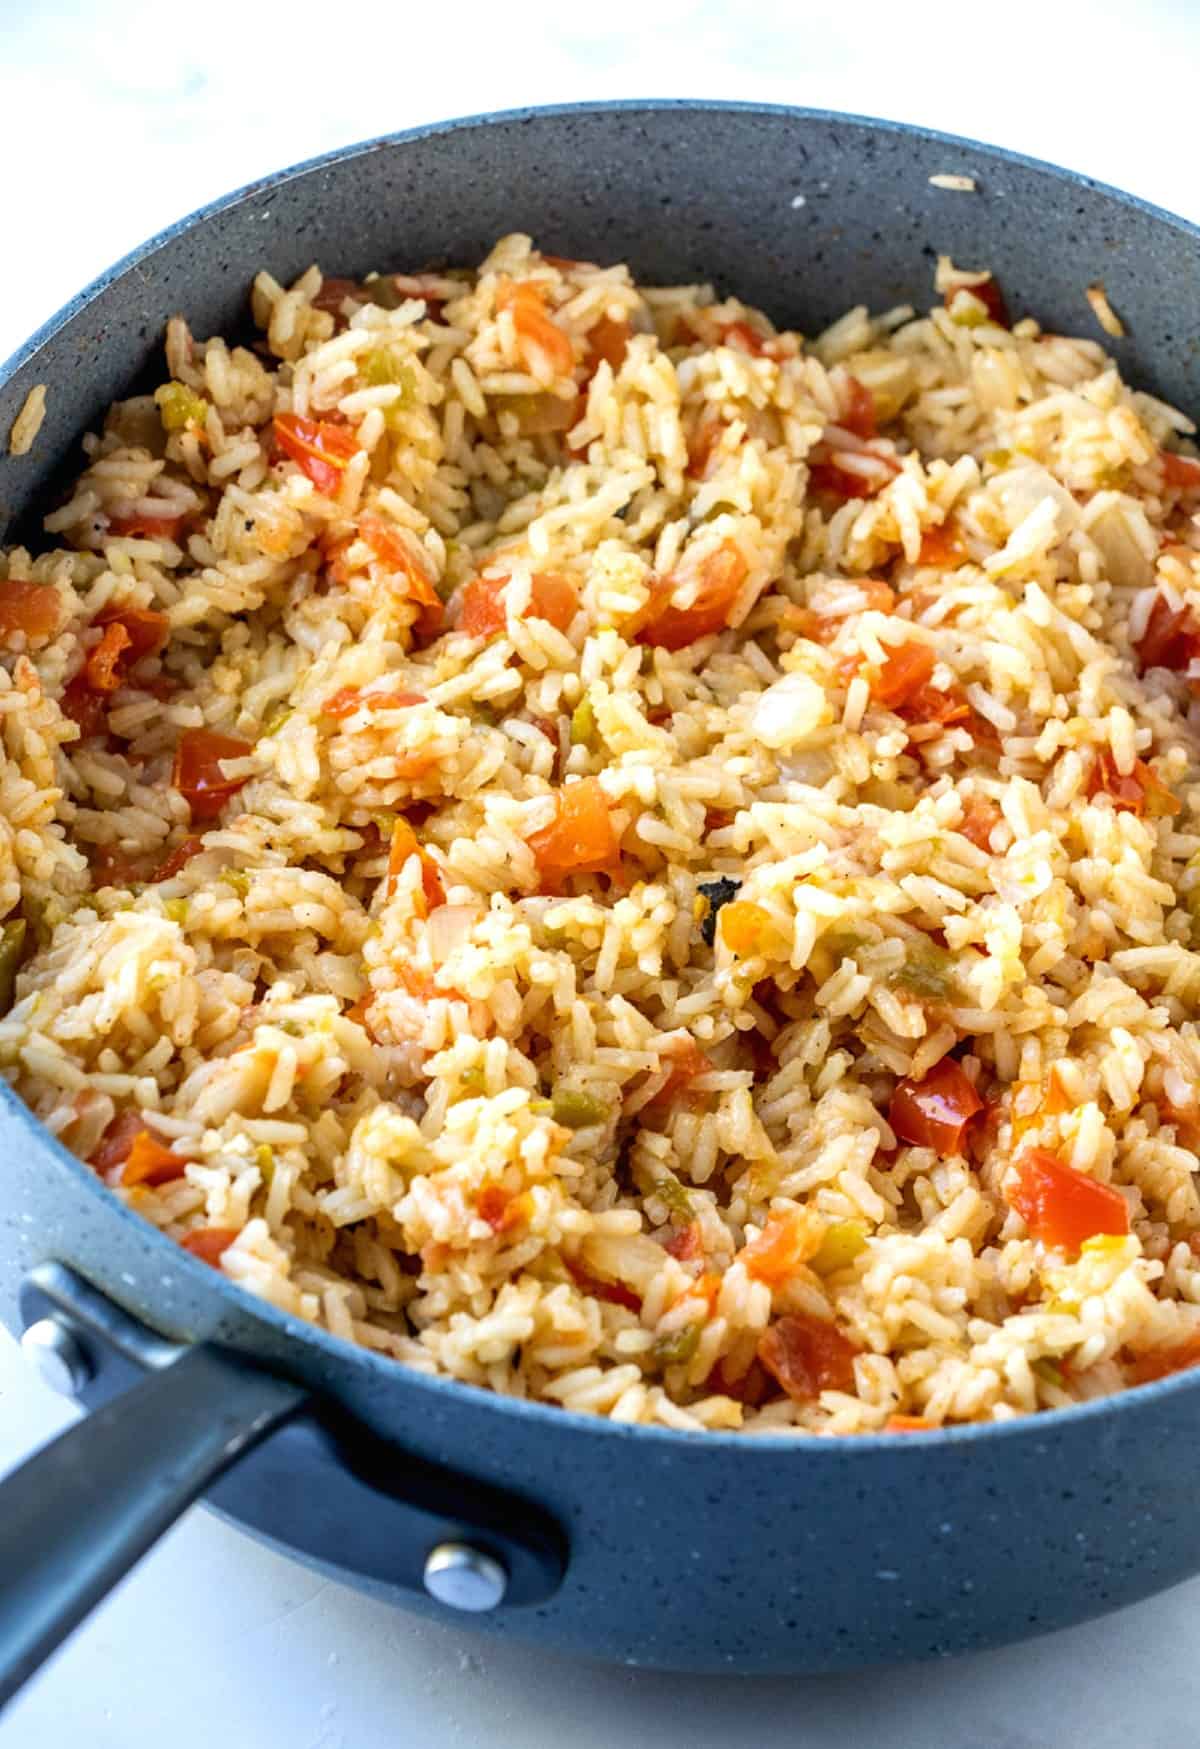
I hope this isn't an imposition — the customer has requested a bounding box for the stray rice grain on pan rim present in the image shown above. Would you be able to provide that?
[4,237,1200,1435]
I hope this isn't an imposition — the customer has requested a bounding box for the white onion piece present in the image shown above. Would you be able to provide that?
[426,904,480,962]
[751,671,828,749]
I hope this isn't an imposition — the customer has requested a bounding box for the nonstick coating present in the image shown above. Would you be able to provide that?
[3,102,1200,1674]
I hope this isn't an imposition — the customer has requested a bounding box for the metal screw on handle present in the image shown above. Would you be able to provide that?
[423,1542,508,1612]
[20,1317,91,1398]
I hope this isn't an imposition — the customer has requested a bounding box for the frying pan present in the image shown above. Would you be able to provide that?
[2,101,1200,1700]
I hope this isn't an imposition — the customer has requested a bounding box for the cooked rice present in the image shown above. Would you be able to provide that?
[4,235,1200,1433]
[8,384,47,457]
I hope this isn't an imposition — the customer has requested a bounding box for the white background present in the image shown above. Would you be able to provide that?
[4,2,1200,1742]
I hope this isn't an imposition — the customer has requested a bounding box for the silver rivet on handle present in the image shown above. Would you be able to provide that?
[423,1541,508,1612]
[20,1316,92,1399]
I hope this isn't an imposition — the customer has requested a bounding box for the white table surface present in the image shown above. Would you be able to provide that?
[4,2,1200,1741]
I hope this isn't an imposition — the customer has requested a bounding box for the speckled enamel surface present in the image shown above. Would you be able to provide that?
[2,104,1200,1674]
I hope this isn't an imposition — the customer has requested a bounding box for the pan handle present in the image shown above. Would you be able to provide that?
[0,1340,304,1710]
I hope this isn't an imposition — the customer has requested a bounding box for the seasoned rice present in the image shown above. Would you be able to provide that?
[5,235,1200,1433]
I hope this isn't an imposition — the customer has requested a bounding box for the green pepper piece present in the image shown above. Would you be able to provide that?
[653,1322,701,1367]
[155,381,209,432]
[811,1219,867,1276]
[221,869,251,898]
[551,1086,609,1129]
[163,897,189,926]
[889,940,955,1001]
[570,696,596,747]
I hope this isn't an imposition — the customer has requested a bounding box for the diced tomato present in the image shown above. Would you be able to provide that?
[272,412,358,496]
[944,277,1010,327]
[322,685,426,719]
[1130,1332,1200,1384]
[885,1414,933,1432]
[839,377,877,440]
[917,522,969,568]
[647,1036,711,1109]
[84,622,131,693]
[153,835,204,881]
[1134,593,1200,677]
[495,278,575,376]
[565,1258,642,1313]
[311,276,363,316]
[106,512,185,541]
[1087,749,1180,819]
[686,416,727,481]
[889,1058,984,1156]
[900,682,974,729]
[461,571,578,637]
[808,453,901,500]
[357,512,444,637]
[718,319,771,357]
[666,1221,704,1262]
[526,776,619,884]
[172,728,253,822]
[1160,450,1200,492]
[741,1211,817,1286]
[121,1128,189,1188]
[1042,1064,1073,1117]
[61,674,106,738]
[0,580,63,644]
[89,844,142,889]
[958,795,1001,850]
[707,1355,773,1406]
[636,540,748,651]
[757,1313,861,1400]
[1008,1148,1130,1254]
[386,819,446,911]
[97,606,169,663]
[89,1109,146,1175]
[476,1184,532,1235]
[586,315,630,376]
[180,1226,239,1267]
[869,641,936,708]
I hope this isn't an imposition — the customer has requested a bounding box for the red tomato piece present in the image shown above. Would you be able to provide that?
[172,729,253,822]
[386,819,445,911]
[636,540,748,651]
[944,278,1010,327]
[1087,749,1180,819]
[525,776,619,884]
[565,1258,642,1313]
[959,796,1002,851]
[718,319,771,357]
[1134,593,1200,676]
[686,416,727,481]
[647,1036,711,1109]
[495,279,575,376]
[889,1058,984,1156]
[121,1128,189,1188]
[358,513,444,638]
[273,412,358,496]
[917,522,970,568]
[89,1109,145,1175]
[106,512,185,541]
[0,580,63,644]
[707,1355,773,1406]
[1159,450,1200,491]
[885,1414,934,1432]
[741,1211,817,1286]
[870,641,936,708]
[1130,1332,1200,1385]
[322,686,426,719]
[180,1227,239,1267]
[665,1222,704,1262]
[839,376,877,440]
[586,315,630,375]
[1008,1148,1130,1254]
[757,1313,861,1400]
[461,572,577,638]
[153,836,205,881]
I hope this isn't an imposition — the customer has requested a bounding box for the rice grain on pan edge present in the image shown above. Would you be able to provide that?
[3,236,1200,1435]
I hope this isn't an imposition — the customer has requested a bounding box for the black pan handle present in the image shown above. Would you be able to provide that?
[0,1341,305,1710]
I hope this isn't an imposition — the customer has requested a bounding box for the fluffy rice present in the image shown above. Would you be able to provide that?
[4,234,1200,1433]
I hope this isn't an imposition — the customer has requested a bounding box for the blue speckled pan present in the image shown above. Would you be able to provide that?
[2,102,1200,1698]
